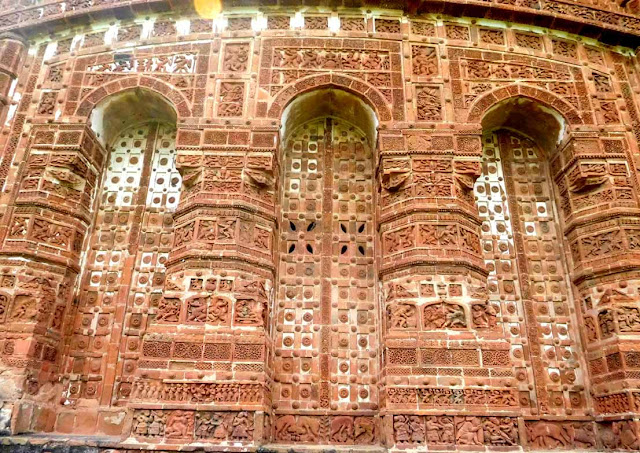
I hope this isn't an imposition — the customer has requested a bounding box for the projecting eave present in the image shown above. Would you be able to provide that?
[2,0,640,48]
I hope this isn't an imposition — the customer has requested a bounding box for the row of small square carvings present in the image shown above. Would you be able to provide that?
[48,17,424,50]
[47,16,407,55]
[45,16,600,65]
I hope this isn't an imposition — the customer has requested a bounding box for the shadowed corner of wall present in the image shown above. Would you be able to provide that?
[89,87,178,148]
[482,96,567,155]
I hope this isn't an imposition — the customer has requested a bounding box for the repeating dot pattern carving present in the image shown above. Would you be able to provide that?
[275,117,377,413]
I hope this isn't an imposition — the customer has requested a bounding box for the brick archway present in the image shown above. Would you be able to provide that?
[267,73,392,122]
[467,83,584,126]
[75,75,192,119]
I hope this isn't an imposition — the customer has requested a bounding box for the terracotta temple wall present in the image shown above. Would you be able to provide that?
[1,0,640,451]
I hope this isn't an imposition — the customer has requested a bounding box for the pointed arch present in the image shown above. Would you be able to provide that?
[267,73,392,123]
[467,83,585,127]
[75,75,192,120]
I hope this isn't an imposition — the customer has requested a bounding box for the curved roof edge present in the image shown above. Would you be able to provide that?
[2,0,640,47]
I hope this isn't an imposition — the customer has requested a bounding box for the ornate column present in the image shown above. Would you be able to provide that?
[124,126,277,446]
[378,129,521,448]
[553,131,640,442]
[0,33,26,119]
[0,124,106,433]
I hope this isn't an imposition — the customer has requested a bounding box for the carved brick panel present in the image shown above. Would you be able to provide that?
[478,131,588,416]
[273,117,377,414]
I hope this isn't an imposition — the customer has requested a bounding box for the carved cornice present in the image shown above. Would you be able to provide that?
[174,200,276,224]
[3,0,640,47]
[165,250,275,275]
[378,204,482,229]
[378,257,489,279]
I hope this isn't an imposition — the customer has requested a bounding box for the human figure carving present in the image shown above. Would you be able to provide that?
[388,303,417,329]
[456,417,483,445]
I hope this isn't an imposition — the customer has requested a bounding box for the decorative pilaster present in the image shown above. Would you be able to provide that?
[553,133,640,425]
[0,33,26,114]
[378,129,522,447]
[0,124,106,433]
[124,126,277,446]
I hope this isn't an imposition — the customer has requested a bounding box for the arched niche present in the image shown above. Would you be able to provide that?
[481,96,567,155]
[474,94,589,406]
[89,87,177,148]
[280,88,378,148]
[67,86,183,405]
[272,87,380,413]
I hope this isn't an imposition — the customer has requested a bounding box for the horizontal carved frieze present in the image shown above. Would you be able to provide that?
[132,380,265,404]
[387,387,518,407]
